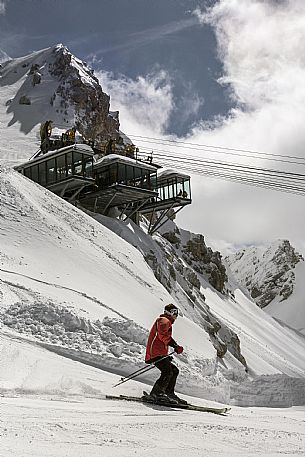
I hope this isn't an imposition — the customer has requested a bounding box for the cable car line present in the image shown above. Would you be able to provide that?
[156,162,305,196]
[134,139,305,167]
[136,150,305,196]
[137,149,305,182]
[129,133,305,164]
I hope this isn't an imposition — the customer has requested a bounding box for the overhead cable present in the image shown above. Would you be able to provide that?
[129,133,305,164]
[137,149,305,181]
[136,150,305,196]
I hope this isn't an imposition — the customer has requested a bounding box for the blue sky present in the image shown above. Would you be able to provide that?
[0,0,232,136]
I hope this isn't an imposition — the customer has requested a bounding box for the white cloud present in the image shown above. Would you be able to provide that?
[96,69,174,135]
[195,0,305,110]
[0,1,7,15]
[184,0,305,251]
[96,0,305,253]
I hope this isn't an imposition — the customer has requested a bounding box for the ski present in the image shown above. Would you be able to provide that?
[105,393,230,415]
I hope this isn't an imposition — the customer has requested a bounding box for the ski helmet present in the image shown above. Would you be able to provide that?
[164,303,179,317]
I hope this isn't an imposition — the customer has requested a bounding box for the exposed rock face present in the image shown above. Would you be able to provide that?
[32,71,41,86]
[162,229,180,246]
[2,44,119,144]
[19,95,31,105]
[181,234,228,293]
[49,45,119,146]
[148,226,228,300]
[226,240,304,308]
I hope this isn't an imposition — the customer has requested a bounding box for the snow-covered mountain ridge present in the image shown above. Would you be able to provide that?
[226,240,303,308]
[226,240,305,334]
[0,44,118,167]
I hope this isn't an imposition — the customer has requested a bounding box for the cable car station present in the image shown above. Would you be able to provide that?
[14,125,192,234]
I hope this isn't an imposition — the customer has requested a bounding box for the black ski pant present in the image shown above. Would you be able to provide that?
[150,357,179,396]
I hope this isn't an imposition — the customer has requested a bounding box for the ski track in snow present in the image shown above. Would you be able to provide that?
[0,267,128,320]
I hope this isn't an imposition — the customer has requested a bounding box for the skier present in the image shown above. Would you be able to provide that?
[145,303,186,404]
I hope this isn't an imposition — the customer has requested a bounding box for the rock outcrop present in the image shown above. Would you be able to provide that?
[1,44,120,145]
[226,240,304,308]
[181,233,228,293]
[49,45,119,146]
[160,226,228,294]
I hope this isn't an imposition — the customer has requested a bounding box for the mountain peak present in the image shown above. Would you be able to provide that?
[54,43,67,51]
[52,43,75,60]
[226,239,304,308]
[0,44,120,157]
[264,239,303,267]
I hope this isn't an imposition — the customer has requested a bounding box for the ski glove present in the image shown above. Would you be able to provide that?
[175,345,184,354]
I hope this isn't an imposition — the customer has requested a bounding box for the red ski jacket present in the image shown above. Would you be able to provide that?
[145,314,177,363]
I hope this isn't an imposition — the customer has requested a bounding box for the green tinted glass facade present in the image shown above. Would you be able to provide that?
[19,150,93,187]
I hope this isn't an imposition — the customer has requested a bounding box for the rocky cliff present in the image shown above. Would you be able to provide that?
[48,44,119,145]
[0,44,119,149]
[226,240,304,308]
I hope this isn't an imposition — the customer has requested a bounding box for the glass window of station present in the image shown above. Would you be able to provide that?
[95,162,156,190]
[22,150,93,186]
[157,176,191,201]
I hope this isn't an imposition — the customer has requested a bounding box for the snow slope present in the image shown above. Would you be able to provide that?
[0,48,48,166]
[226,240,305,334]
[266,262,305,334]
[1,168,305,402]
[0,169,222,399]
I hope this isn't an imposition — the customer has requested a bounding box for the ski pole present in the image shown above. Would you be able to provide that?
[116,349,175,383]
[118,362,155,381]
[119,351,175,382]
[113,364,155,388]
[113,351,175,388]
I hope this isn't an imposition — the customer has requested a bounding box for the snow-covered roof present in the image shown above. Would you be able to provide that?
[16,143,94,169]
[94,154,158,172]
[157,168,190,181]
